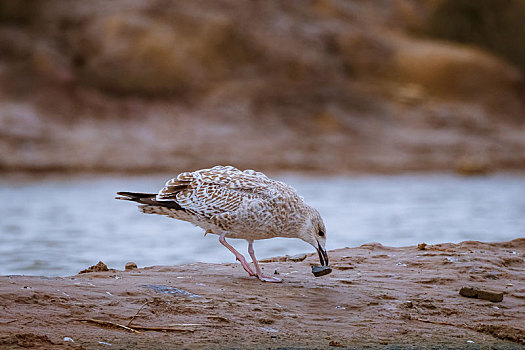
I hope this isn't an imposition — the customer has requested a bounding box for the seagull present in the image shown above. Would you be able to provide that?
[116,165,328,282]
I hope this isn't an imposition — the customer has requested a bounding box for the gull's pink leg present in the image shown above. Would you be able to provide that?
[219,233,255,276]
[248,241,282,283]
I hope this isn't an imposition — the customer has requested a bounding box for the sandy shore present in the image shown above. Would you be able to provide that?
[1,239,524,349]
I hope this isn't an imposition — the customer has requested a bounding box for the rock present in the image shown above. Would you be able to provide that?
[125,262,138,271]
[78,261,109,274]
[392,38,521,99]
[455,157,491,176]
[417,243,427,250]
[77,13,191,94]
[459,286,503,302]
[76,11,255,95]
[312,265,332,277]
[329,340,345,347]
[288,253,307,262]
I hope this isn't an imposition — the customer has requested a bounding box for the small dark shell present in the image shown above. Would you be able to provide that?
[312,265,332,277]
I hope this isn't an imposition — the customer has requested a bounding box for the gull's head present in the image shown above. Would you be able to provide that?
[298,207,328,266]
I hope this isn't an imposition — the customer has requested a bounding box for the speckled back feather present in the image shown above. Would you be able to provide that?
[139,165,311,240]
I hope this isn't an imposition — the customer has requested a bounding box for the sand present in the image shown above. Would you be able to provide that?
[1,239,524,349]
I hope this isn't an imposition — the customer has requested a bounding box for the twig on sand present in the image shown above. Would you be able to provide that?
[82,318,142,334]
[127,301,149,327]
[129,325,196,332]
[79,300,208,333]
[80,318,199,333]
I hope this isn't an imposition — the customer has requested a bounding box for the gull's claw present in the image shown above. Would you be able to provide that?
[237,257,256,276]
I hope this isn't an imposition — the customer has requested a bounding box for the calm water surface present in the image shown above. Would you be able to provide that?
[1,174,524,276]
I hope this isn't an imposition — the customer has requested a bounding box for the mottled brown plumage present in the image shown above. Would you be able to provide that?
[117,165,328,282]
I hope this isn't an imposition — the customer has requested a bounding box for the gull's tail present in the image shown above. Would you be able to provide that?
[116,191,157,203]
[116,191,185,211]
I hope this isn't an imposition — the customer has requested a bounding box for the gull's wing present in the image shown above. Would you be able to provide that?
[156,166,296,218]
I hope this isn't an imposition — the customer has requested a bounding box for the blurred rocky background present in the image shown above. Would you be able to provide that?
[0,0,524,174]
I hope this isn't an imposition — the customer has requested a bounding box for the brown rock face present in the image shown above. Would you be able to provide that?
[0,0,524,174]
[75,12,256,95]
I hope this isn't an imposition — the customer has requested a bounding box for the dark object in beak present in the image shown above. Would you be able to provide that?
[316,246,329,266]
[312,264,332,277]
[312,244,331,277]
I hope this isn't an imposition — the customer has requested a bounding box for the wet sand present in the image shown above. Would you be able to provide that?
[1,239,524,349]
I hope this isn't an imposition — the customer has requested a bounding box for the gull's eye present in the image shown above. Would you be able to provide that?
[318,230,325,237]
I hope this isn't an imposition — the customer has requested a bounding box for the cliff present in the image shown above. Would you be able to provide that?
[0,0,524,174]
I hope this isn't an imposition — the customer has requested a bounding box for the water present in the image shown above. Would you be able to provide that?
[1,174,524,277]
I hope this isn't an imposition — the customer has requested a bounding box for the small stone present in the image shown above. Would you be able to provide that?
[329,340,345,347]
[312,265,332,277]
[288,253,307,262]
[417,243,427,250]
[459,286,503,302]
[79,261,109,274]
[125,262,138,271]
[274,269,280,275]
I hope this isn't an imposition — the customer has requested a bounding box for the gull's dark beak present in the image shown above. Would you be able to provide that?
[316,244,329,266]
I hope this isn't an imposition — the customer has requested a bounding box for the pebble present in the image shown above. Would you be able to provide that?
[312,265,332,277]
[125,262,138,271]
[459,286,503,302]
[329,340,345,347]
[79,261,109,274]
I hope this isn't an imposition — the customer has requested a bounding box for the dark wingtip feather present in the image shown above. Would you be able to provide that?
[115,191,185,211]
[115,192,157,202]
[117,191,157,198]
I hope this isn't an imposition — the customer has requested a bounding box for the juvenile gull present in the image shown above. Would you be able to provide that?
[116,165,328,282]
